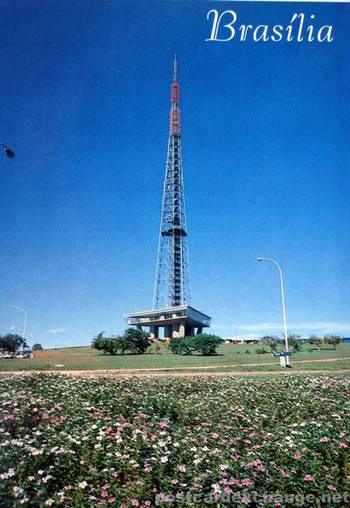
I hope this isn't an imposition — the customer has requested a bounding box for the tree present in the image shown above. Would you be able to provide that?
[32,343,43,351]
[169,336,195,355]
[324,335,342,350]
[91,329,151,355]
[0,334,27,353]
[260,335,280,353]
[309,335,324,350]
[287,334,302,352]
[192,334,222,356]
[123,328,151,354]
[169,334,222,356]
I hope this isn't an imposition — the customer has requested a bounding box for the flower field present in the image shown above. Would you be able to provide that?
[0,375,349,507]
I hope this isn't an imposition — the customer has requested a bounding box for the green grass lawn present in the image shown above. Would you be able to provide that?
[0,342,349,372]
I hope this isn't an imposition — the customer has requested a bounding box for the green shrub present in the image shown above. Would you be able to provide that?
[92,330,151,355]
[169,337,195,355]
[191,334,222,356]
[293,342,302,352]
[260,335,280,353]
[169,334,222,356]
[255,347,268,354]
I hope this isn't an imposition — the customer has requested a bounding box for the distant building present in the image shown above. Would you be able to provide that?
[223,337,261,344]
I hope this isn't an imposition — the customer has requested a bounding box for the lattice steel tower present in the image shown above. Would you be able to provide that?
[153,56,190,309]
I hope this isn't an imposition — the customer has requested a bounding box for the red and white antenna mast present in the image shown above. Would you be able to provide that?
[153,56,190,308]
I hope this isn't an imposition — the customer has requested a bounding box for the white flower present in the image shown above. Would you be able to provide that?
[13,486,24,497]
[79,481,88,489]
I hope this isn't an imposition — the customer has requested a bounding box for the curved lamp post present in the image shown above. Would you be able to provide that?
[11,305,27,356]
[1,143,15,158]
[257,257,290,366]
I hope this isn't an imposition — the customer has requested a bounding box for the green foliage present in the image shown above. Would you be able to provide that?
[123,328,151,354]
[0,334,27,353]
[309,335,342,350]
[32,343,43,351]
[287,334,301,348]
[169,334,222,356]
[255,347,268,354]
[309,335,324,349]
[169,336,195,355]
[91,330,151,356]
[191,334,222,356]
[260,335,280,353]
[292,341,302,352]
[324,335,342,349]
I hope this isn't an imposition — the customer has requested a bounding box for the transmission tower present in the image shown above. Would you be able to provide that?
[153,56,191,309]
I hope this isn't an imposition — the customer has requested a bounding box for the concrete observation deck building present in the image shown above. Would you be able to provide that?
[124,57,211,340]
[125,305,211,340]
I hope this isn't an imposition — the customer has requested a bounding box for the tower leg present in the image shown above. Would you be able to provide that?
[150,326,159,340]
[164,325,173,340]
[185,325,194,337]
[196,327,203,335]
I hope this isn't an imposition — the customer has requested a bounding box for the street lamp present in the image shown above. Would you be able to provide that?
[11,305,27,356]
[257,257,290,366]
[1,143,15,158]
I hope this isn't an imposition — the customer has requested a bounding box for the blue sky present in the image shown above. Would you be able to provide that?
[0,1,349,348]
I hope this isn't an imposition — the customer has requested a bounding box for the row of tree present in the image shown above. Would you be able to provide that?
[92,329,151,355]
[260,334,342,352]
[92,331,223,356]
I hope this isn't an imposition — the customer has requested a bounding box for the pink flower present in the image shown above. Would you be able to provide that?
[130,500,139,507]
[339,442,348,449]
[304,475,314,481]
[241,478,252,487]
[224,487,232,494]
[327,485,337,491]
[171,479,179,485]
[211,433,219,439]
[293,451,302,460]
[320,437,329,443]
[178,465,186,473]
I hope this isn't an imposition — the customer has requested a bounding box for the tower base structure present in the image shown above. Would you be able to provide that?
[124,305,211,340]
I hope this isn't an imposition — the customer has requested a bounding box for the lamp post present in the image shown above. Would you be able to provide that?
[257,257,290,366]
[11,305,27,356]
[1,143,15,158]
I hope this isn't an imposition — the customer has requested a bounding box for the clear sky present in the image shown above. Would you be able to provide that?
[0,1,349,348]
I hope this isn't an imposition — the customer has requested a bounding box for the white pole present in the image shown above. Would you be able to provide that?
[11,305,27,357]
[257,257,290,366]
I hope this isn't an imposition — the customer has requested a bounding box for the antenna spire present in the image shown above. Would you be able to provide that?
[173,54,178,82]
